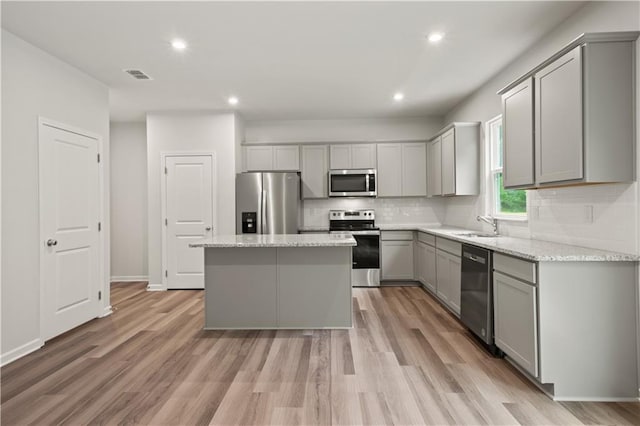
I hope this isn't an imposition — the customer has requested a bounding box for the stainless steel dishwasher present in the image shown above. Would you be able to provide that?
[460,244,501,355]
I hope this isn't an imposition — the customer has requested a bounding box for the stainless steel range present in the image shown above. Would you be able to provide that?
[329,210,380,287]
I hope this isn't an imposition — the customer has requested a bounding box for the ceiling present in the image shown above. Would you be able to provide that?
[1,1,586,122]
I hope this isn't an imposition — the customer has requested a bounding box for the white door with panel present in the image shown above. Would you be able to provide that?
[441,129,456,196]
[301,145,328,198]
[502,77,535,188]
[40,123,101,341]
[401,143,427,196]
[165,155,215,289]
[376,144,402,197]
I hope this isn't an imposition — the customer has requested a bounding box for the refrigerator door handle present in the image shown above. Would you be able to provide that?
[262,190,268,234]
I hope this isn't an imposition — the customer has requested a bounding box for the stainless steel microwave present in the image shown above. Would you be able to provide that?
[329,169,377,197]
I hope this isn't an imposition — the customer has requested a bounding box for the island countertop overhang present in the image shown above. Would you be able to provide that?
[190,233,356,248]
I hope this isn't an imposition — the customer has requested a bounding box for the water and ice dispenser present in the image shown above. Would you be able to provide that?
[241,212,257,233]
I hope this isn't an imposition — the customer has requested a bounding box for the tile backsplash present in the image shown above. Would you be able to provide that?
[302,197,446,229]
[444,182,639,255]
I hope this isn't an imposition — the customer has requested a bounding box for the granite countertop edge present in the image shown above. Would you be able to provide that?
[190,234,357,248]
[379,224,640,262]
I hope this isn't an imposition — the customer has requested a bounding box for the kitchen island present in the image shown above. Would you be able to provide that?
[190,234,356,329]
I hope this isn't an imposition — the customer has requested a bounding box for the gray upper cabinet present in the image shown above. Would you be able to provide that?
[401,143,427,196]
[301,145,328,199]
[441,129,456,196]
[428,123,480,197]
[427,137,442,197]
[329,144,376,169]
[499,32,638,189]
[535,46,583,184]
[377,143,427,197]
[376,144,403,197]
[244,145,300,171]
[502,77,534,189]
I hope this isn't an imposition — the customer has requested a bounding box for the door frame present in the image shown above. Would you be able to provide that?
[37,117,108,344]
[160,151,217,291]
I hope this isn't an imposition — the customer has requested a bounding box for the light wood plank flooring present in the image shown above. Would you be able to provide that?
[2,282,639,425]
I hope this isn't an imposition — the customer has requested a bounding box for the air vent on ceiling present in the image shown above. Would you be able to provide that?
[124,69,152,80]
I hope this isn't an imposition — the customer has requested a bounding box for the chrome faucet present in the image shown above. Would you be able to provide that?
[477,215,498,235]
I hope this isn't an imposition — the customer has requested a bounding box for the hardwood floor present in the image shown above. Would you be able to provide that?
[2,282,639,425]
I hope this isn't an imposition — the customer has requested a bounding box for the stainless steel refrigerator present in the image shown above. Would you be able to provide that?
[236,172,300,234]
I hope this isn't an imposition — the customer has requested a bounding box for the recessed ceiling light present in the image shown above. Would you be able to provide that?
[228,96,239,106]
[427,32,444,43]
[171,39,187,50]
[393,92,404,102]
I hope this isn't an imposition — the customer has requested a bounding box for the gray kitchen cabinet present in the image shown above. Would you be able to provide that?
[427,137,442,197]
[329,144,376,169]
[499,32,637,189]
[428,123,479,197]
[502,77,535,189]
[245,145,300,171]
[441,129,456,195]
[381,231,414,281]
[493,269,538,378]
[435,237,461,315]
[415,233,437,293]
[401,143,427,196]
[244,145,273,171]
[301,145,328,198]
[535,45,583,184]
[377,142,427,197]
[376,144,403,197]
[351,144,377,169]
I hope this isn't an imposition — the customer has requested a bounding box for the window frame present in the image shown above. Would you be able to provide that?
[486,115,528,221]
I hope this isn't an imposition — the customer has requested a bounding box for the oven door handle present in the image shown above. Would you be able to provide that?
[350,230,380,236]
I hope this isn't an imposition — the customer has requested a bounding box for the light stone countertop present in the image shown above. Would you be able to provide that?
[190,233,356,248]
[379,224,639,262]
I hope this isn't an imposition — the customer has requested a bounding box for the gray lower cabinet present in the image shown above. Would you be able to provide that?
[381,231,414,280]
[436,249,461,315]
[434,236,461,316]
[493,270,538,377]
[415,238,437,293]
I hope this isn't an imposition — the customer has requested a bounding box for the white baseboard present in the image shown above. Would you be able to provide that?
[110,275,148,282]
[100,305,113,317]
[0,338,44,367]
[147,283,166,292]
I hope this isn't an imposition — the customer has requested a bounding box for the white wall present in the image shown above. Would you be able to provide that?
[1,30,110,363]
[146,113,241,289]
[245,116,443,144]
[110,122,148,281]
[443,1,640,255]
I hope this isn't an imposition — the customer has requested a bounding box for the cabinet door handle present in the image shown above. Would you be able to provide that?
[205,226,212,231]
[46,239,58,247]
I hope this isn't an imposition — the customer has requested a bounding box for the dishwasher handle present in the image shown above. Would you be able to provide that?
[463,252,487,265]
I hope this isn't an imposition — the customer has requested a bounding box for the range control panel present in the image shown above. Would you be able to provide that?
[329,210,375,221]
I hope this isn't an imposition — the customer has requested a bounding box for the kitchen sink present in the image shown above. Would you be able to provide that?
[454,232,499,238]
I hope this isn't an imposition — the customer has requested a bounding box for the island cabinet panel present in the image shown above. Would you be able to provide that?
[203,244,352,329]
[205,248,277,328]
[277,247,351,328]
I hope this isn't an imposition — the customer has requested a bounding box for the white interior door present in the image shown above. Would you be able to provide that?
[40,123,101,341]
[165,155,214,289]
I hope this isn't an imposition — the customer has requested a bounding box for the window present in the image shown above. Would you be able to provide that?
[487,116,527,219]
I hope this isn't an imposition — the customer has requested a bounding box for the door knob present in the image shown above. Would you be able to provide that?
[205,226,212,231]
[46,239,58,247]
